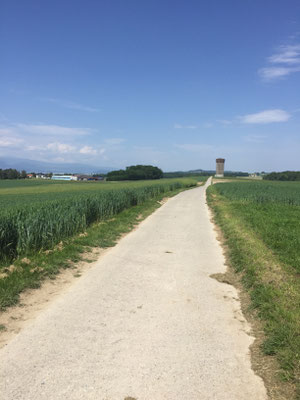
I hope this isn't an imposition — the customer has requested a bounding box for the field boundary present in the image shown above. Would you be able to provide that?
[207,187,299,400]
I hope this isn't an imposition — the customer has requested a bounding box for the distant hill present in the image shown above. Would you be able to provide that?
[0,157,113,174]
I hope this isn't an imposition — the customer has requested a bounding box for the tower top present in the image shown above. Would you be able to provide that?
[216,158,225,163]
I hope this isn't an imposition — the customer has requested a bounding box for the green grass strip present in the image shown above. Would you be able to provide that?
[207,184,300,399]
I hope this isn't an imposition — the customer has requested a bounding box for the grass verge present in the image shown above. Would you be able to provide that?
[207,185,300,400]
[0,184,195,311]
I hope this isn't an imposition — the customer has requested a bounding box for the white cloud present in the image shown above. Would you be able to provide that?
[203,122,213,128]
[0,121,109,165]
[174,123,197,129]
[268,44,300,64]
[259,66,300,80]
[259,44,300,81]
[47,142,76,153]
[239,109,290,124]
[174,143,213,152]
[16,123,92,136]
[79,146,97,155]
[0,137,24,147]
[0,128,24,147]
[42,98,100,113]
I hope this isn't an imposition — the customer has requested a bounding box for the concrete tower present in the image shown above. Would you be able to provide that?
[215,158,225,177]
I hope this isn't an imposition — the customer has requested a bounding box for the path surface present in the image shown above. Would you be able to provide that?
[0,179,267,400]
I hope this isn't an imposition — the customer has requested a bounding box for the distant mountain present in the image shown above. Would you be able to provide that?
[0,157,113,174]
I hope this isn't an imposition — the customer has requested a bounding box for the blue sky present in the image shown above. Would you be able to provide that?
[1,0,300,172]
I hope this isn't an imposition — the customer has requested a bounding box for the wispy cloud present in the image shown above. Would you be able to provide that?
[259,66,300,80]
[42,98,100,113]
[133,146,155,152]
[0,122,106,164]
[79,145,98,155]
[217,119,232,125]
[15,123,92,136]
[239,109,290,124]
[244,135,267,143]
[25,145,45,151]
[0,136,24,147]
[47,142,76,153]
[25,143,105,157]
[0,128,15,136]
[259,44,300,81]
[174,123,197,129]
[0,128,24,147]
[268,44,300,64]
[104,138,125,145]
[174,143,213,152]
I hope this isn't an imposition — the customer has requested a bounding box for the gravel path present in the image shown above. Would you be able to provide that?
[0,179,267,399]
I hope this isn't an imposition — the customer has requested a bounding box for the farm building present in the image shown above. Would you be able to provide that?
[51,175,78,181]
[51,174,104,181]
[36,173,51,179]
[75,175,104,181]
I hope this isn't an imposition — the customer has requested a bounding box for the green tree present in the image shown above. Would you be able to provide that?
[107,165,163,181]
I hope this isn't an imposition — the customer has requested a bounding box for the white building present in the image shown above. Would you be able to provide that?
[51,175,78,181]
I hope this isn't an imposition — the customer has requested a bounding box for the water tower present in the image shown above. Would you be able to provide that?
[215,158,225,177]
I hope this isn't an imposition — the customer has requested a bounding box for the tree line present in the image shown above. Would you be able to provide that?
[263,171,300,181]
[0,169,27,179]
[106,165,163,181]
[163,171,249,178]
[163,171,212,178]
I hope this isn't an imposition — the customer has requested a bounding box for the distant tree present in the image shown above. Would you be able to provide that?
[106,165,163,181]
[20,170,27,179]
[0,168,23,179]
[163,171,211,178]
[263,171,300,181]
[224,171,249,177]
[6,169,19,179]
[163,170,249,178]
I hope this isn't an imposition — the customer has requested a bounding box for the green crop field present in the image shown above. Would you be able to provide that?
[0,176,204,311]
[207,180,300,398]
[215,180,300,206]
[0,177,201,209]
[0,177,200,262]
[214,181,300,272]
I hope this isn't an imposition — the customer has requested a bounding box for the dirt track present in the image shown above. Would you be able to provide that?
[0,178,267,399]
